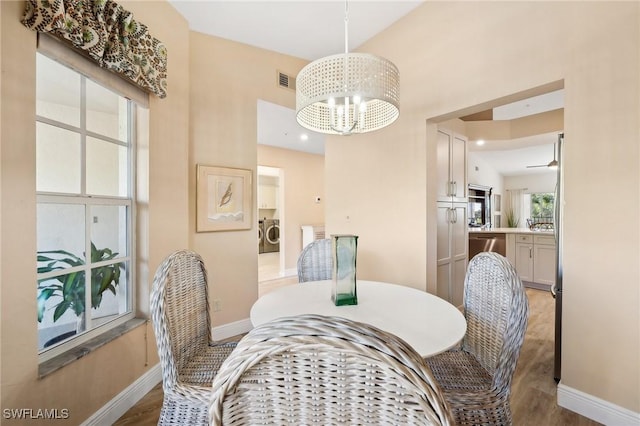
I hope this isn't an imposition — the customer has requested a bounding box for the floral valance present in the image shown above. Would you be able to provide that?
[22,0,167,98]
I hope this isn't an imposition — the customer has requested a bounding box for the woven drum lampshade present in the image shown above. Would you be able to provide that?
[295,2,399,136]
[296,53,399,135]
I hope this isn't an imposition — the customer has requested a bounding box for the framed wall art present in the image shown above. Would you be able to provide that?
[196,165,252,232]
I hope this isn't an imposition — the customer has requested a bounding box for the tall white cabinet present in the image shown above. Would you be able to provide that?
[436,128,468,307]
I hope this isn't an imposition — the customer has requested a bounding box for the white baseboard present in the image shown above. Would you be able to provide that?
[558,383,640,425]
[284,268,297,278]
[81,363,161,426]
[212,317,253,341]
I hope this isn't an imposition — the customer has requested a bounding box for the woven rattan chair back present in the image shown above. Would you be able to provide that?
[461,252,529,392]
[209,314,454,426]
[151,250,212,389]
[151,250,237,425]
[297,238,332,282]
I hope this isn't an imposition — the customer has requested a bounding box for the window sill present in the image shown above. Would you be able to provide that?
[38,318,147,379]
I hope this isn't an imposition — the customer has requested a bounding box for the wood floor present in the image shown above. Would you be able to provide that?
[114,287,601,425]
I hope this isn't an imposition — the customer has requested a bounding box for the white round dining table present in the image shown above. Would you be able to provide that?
[250,280,467,357]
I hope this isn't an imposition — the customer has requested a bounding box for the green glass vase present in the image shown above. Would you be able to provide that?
[331,234,358,306]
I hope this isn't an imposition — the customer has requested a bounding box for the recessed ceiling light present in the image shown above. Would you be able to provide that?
[476,139,485,146]
[300,134,309,141]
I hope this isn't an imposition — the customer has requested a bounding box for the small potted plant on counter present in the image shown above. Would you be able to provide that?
[505,208,520,228]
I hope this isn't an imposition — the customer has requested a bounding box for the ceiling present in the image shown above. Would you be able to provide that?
[470,132,560,177]
[257,100,326,155]
[468,90,564,176]
[169,1,563,177]
[168,1,424,61]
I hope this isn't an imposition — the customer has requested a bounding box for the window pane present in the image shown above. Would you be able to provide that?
[531,193,555,221]
[86,137,128,197]
[36,53,81,127]
[37,203,85,256]
[37,204,87,350]
[37,272,85,351]
[86,79,128,142]
[90,205,128,257]
[36,122,82,194]
[91,261,129,326]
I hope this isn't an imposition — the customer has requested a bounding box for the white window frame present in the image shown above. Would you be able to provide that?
[36,35,148,363]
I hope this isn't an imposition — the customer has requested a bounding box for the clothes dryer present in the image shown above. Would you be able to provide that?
[263,219,280,253]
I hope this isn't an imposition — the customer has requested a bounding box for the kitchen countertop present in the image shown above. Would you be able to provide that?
[469,227,555,235]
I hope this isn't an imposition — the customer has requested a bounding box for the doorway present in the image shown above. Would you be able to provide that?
[257,165,285,282]
[430,83,564,381]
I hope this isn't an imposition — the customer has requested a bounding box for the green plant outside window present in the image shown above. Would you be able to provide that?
[531,192,555,221]
[37,243,124,323]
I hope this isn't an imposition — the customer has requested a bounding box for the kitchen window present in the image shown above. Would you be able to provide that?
[35,49,146,362]
[526,192,555,225]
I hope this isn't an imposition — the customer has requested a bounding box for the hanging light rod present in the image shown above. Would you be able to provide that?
[547,133,563,169]
[295,1,400,136]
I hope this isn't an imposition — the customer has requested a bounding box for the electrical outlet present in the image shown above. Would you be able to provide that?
[213,299,222,312]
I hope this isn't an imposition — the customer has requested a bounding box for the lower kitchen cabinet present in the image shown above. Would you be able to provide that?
[515,237,534,282]
[513,233,556,287]
[532,235,556,285]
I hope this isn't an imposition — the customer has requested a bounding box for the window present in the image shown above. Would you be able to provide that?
[36,52,138,359]
[528,192,555,224]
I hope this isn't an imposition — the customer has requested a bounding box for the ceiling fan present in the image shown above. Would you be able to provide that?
[526,143,558,169]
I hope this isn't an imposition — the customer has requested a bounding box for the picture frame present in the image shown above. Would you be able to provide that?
[196,165,252,232]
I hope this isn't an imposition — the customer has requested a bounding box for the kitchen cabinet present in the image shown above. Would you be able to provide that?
[258,184,277,209]
[436,202,468,307]
[437,129,467,203]
[436,127,468,307]
[532,235,556,286]
[513,233,556,287]
[515,235,534,282]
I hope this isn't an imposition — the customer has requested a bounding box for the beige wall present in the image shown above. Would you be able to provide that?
[188,33,308,326]
[258,145,325,272]
[327,1,639,413]
[0,0,190,422]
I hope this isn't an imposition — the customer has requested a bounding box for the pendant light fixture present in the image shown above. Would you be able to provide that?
[295,1,400,136]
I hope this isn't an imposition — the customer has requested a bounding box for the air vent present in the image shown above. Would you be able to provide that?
[277,71,296,90]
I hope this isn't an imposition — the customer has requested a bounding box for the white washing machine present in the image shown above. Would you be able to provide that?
[263,219,280,253]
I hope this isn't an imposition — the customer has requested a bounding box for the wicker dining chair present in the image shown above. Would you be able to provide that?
[297,238,332,282]
[425,251,529,425]
[150,249,238,425]
[209,314,454,426]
